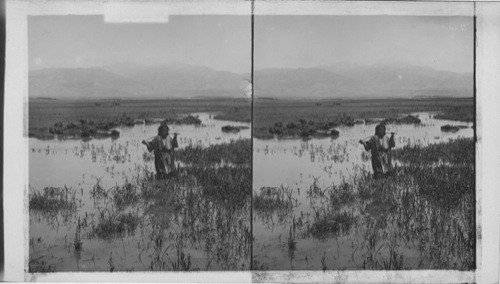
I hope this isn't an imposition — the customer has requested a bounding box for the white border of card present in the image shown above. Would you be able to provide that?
[4,0,500,283]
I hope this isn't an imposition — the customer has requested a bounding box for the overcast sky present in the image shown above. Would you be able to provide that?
[28,15,251,73]
[29,15,473,74]
[255,16,473,73]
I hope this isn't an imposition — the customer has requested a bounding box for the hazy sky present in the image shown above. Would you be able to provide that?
[28,15,251,73]
[255,16,473,73]
[29,15,473,74]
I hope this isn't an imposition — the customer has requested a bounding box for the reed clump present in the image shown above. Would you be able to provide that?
[30,186,77,213]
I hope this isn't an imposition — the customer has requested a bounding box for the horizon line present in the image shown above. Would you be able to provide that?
[29,61,472,75]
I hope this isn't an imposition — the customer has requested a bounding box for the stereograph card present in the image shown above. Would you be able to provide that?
[3,0,500,283]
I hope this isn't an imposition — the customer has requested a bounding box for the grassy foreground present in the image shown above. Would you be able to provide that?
[29,139,251,272]
[253,138,475,270]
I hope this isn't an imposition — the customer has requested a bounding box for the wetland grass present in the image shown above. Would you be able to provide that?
[308,211,358,240]
[30,139,251,271]
[253,186,296,226]
[254,137,474,270]
[29,186,77,213]
[392,137,474,165]
[331,138,473,269]
[91,210,140,240]
[112,181,140,210]
[29,257,56,273]
[176,139,251,165]
[253,186,294,212]
[433,106,474,123]
[90,177,109,200]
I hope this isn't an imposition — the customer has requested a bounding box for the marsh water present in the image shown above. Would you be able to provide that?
[29,113,251,271]
[30,113,250,189]
[252,112,474,270]
[30,110,474,271]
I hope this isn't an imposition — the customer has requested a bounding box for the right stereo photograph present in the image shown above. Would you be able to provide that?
[252,13,475,270]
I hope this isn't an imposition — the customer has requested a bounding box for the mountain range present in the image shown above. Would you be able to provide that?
[254,62,472,99]
[29,62,472,99]
[30,63,250,99]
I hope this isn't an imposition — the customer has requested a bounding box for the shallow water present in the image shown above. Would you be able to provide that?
[252,112,474,270]
[29,111,473,271]
[29,113,251,272]
[30,113,250,189]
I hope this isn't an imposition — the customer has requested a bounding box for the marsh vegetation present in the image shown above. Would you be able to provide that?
[29,111,251,272]
[252,100,475,270]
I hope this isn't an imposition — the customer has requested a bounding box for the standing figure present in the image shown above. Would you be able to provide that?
[359,124,395,179]
[142,125,178,180]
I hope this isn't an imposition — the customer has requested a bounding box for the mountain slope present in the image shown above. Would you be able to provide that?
[255,63,473,99]
[29,62,473,100]
[119,63,245,94]
[29,63,248,99]
[322,62,472,94]
[29,68,153,99]
[254,68,365,98]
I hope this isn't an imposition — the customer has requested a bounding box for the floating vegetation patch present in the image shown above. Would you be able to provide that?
[440,124,460,133]
[162,115,202,125]
[381,114,421,125]
[43,118,129,140]
[29,112,208,140]
[266,119,344,139]
[221,125,249,133]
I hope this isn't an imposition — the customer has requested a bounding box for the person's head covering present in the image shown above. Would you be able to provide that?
[158,124,169,133]
[375,123,386,134]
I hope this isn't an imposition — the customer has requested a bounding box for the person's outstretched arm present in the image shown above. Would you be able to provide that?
[359,139,371,151]
[142,140,154,152]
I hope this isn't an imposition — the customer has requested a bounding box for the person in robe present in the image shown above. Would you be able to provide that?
[359,124,395,179]
[142,124,178,180]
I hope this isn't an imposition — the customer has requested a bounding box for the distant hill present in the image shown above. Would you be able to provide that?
[30,62,473,100]
[29,68,154,99]
[254,68,364,98]
[29,63,248,99]
[255,62,473,99]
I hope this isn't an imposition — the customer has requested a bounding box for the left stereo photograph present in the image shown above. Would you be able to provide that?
[28,15,252,272]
